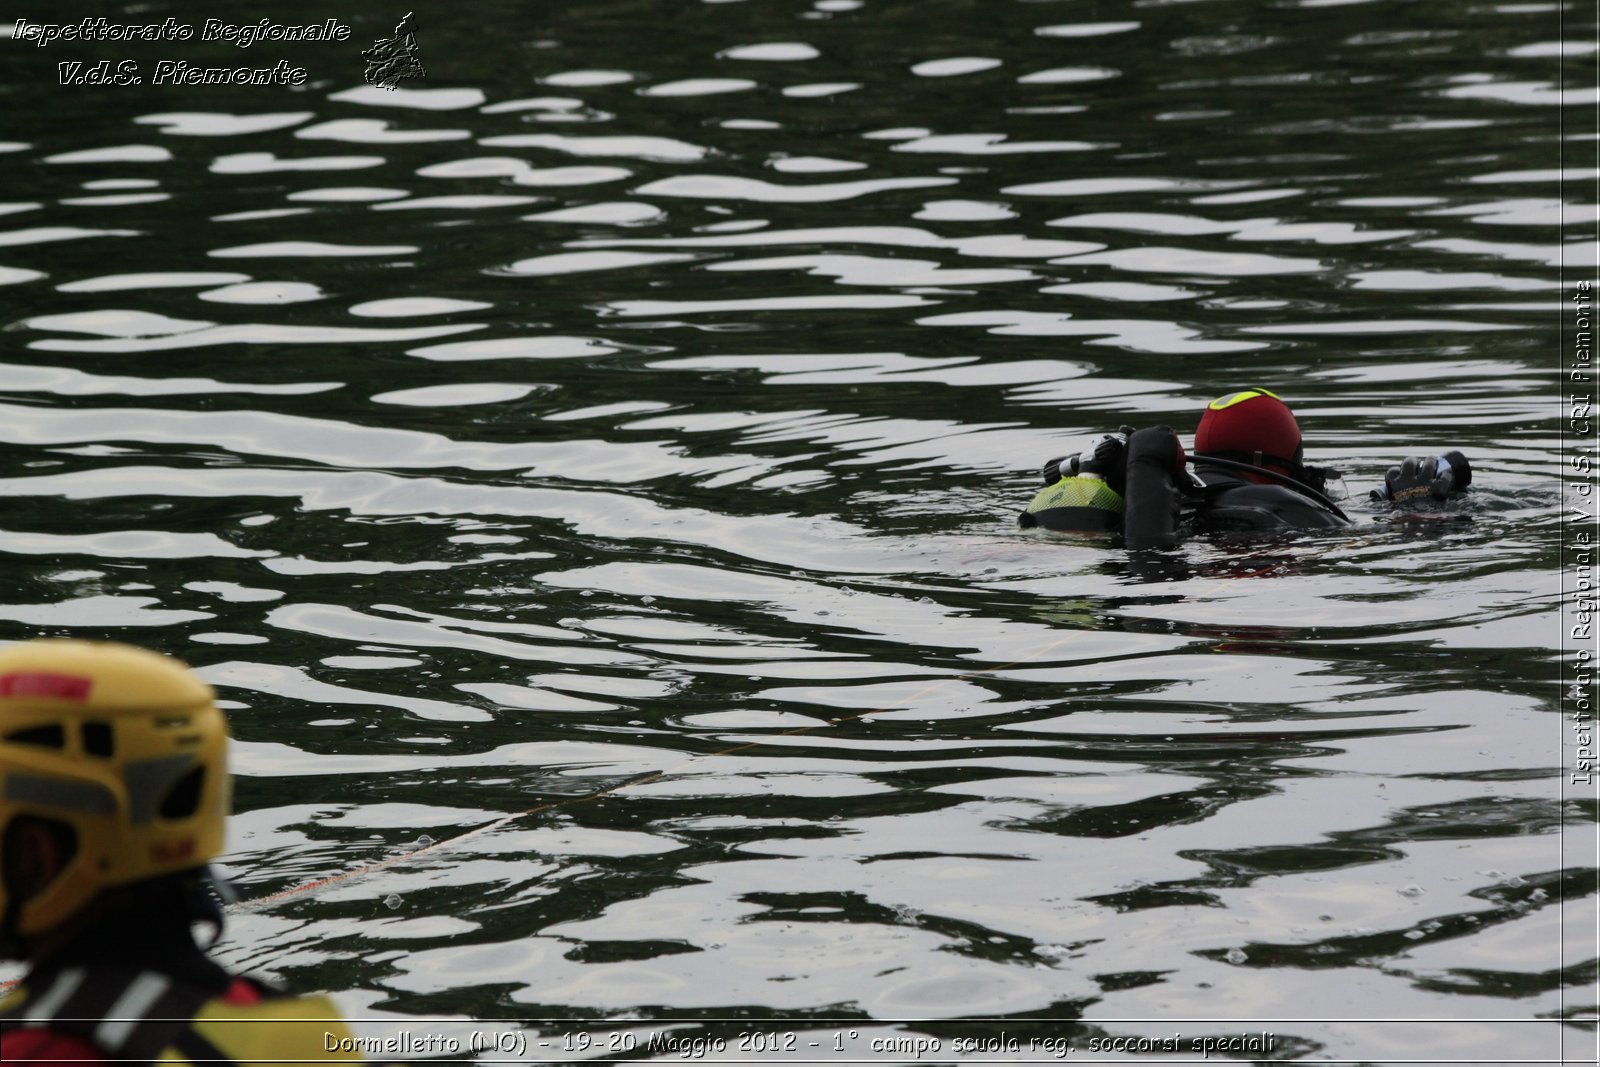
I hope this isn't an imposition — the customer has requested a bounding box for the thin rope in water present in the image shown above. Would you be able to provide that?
[0,657,1047,995]
[234,630,1081,912]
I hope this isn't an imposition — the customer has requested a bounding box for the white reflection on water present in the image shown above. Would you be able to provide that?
[0,0,1586,1056]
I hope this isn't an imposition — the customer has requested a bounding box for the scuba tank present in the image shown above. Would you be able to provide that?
[1019,427,1133,532]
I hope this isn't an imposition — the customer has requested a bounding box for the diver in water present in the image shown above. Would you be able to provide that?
[1020,388,1471,549]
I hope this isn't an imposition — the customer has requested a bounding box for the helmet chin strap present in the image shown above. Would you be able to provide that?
[185,865,236,949]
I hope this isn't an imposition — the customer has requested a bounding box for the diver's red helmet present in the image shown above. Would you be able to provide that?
[1194,388,1303,480]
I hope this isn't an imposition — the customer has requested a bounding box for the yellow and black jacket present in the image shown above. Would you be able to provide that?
[0,965,363,1065]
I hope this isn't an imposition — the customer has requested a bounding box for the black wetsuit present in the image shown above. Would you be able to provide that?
[1025,426,1350,549]
[1187,463,1349,536]
[1026,428,1469,549]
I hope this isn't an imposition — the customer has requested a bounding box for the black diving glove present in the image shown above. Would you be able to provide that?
[1371,451,1472,503]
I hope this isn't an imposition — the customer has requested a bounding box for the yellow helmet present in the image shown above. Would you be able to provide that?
[0,640,229,943]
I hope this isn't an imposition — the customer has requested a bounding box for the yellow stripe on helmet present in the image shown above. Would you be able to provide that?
[1208,387,1281,411]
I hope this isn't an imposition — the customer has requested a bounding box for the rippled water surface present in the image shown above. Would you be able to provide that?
[1,0,1596,1062]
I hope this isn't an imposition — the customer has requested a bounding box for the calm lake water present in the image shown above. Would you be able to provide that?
[1,0,1595,1062]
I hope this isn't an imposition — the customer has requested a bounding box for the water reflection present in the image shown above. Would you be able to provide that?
[0,0,1589,1059]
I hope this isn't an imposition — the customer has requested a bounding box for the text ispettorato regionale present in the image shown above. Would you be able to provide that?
[10,18,352,49]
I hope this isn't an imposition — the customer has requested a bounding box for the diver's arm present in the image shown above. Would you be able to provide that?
[1122,426,1186,550]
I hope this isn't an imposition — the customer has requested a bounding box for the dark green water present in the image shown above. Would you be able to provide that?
[0,0,1595,1062]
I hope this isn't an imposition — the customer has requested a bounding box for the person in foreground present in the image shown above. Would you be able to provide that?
[1021,388,1471,549]
[0,639,362,1065]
